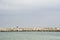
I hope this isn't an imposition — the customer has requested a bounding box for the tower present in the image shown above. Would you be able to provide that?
[16,25,18,28]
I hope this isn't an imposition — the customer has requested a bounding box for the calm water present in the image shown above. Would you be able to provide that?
[0,32,60,40]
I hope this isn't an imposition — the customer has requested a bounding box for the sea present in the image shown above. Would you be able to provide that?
[0,32,60,40]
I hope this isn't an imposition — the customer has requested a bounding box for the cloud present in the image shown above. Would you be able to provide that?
[0,0,60,10]
[0,0,60,27]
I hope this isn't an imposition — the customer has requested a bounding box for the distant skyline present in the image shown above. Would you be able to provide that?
[0,0,60,27]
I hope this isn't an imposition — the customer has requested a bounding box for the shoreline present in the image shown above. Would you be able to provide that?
[0,27,60,32]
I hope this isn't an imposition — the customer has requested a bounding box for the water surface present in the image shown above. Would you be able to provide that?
[0,32,60,40]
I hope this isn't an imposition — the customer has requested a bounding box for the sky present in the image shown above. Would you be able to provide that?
[0,0,60,27]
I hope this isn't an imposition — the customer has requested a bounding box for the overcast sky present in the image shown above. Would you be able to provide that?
[0,0,60,27]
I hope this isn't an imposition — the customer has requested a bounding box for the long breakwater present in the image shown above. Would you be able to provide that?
[0,27,60,32]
